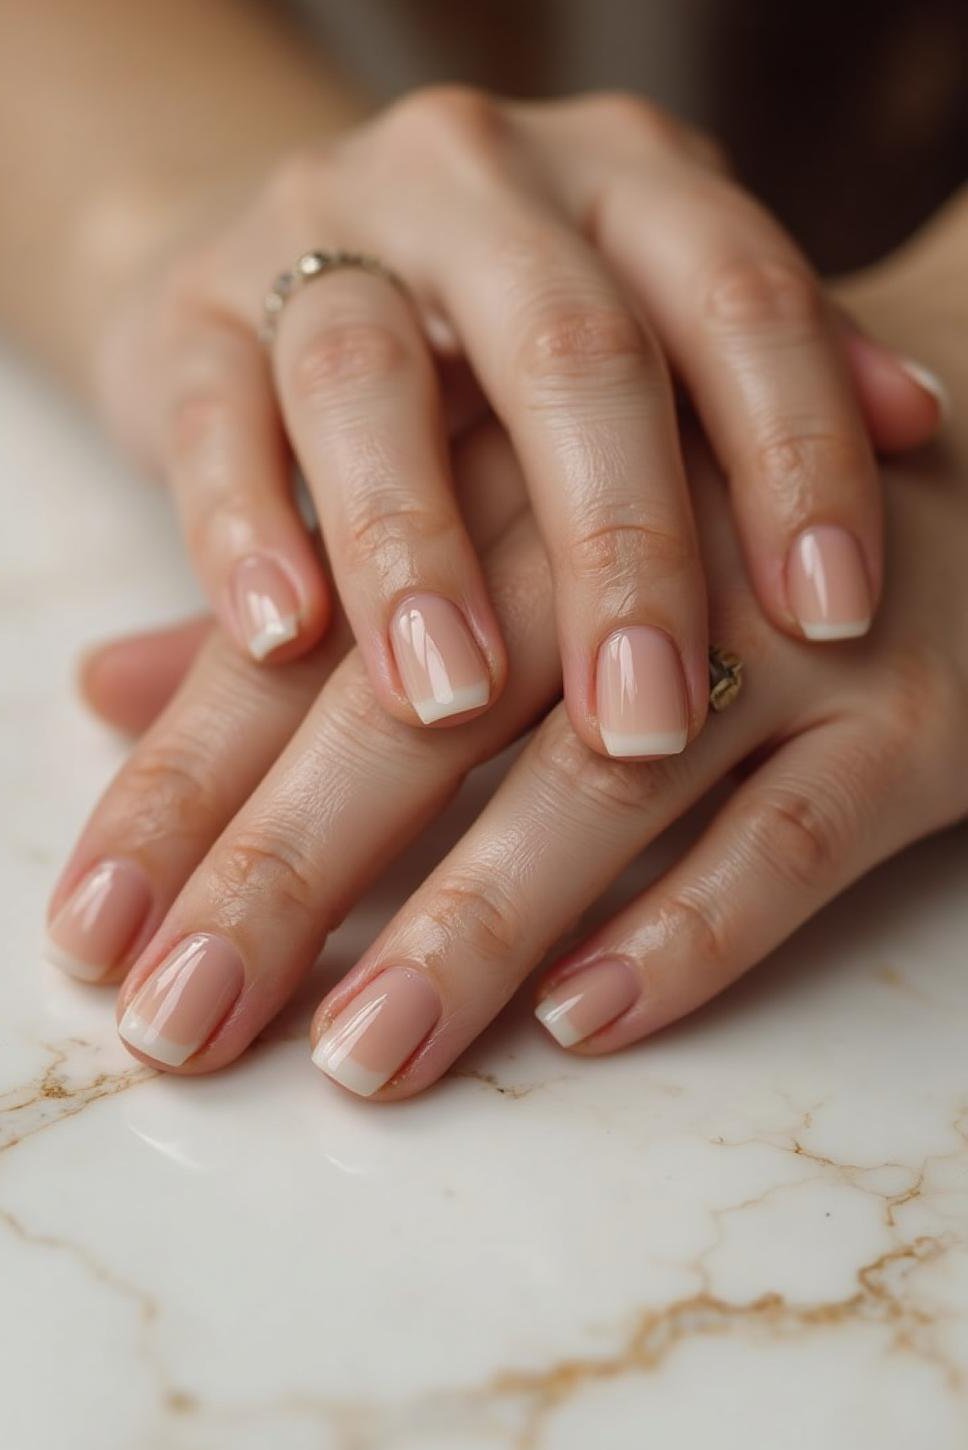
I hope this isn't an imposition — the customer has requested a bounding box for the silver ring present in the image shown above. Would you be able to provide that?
[259,250,408,344]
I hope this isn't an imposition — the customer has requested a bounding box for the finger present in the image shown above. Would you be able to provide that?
[589,156,886,643]
[79,617,213,735]
[534,718,916,1053]
[272,265,506,728]
[165,313,330,663]
[45,628,338,984]
[111,506,560,1074]
[306,659,774,1101]
[397,182,708,758]
[838,316,949,454]
[47,418,527,992]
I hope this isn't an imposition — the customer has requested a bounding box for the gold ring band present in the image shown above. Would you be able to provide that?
[708,646,743,711]
[260,249,408,344]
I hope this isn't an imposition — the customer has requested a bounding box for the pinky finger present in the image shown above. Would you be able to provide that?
[166,316,330,664]
[534,720,913,1053]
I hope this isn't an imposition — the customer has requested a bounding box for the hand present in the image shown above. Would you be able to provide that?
[48,219,967,1091]
[94,87,944,757]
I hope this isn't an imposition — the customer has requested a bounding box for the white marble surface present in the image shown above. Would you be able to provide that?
[2,346,967,1450]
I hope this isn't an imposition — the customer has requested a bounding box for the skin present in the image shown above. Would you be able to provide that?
[55,208,968,1095]
[0,2,944,756]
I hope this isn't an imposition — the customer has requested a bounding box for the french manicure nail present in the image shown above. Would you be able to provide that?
[390,594,490,724]
[118,933,244,1067]
[233,554,301,661]
[897,357,950,420]
[787,526,871,641]
[536,959,639,1047]
[596,626,688,758]
[312,966,441,1096]
[46,859,152,982]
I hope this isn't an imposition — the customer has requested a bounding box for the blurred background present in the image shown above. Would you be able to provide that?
[294,0,967,273]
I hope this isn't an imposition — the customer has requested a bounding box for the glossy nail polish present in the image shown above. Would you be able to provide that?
[312,966,441,1096]
[233,555,300,661]
[46,859,151,982]
[596,626,688,758]
[390,594,490,724]
[535,959,639,1047]
[118,933,243,1067]
[788,526,871,641]
[897,357,950,420]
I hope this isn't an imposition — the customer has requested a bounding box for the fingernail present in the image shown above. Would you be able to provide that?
[897,356,950,420]
[46,859,152,982]
[390,594,490,724]
[536,959,639,1047]
[311,966,441,1097]
[118,933,244,1067]
[787,526,871,641]
[232,555,301,661]
[596,626,688,758]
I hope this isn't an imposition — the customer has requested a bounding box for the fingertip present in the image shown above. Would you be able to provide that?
[842,327,947,454]
[229,551,330,665]
[77,618,212,733]
[388,592,499,728]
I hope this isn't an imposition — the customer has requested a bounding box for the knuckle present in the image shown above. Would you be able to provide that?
[288,322,409,400]
[323,658,440,771]
[748,429,874,511]
[661,890,730,975]
[113,742,218,849]
[389,84,503,156]
[422,873,520,963]
[702,257,822,332]
[875,649,968,816]
[529,713,665,819]
[211,831,315,918]
[579,90,681,148]
[342,486,453,568]
[745,789,840,891]
[565,519,694,586]
[517,307,648,389]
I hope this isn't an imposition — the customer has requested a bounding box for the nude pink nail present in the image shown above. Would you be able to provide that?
[233,554,301,660]
[46,859,151,982]
[311,966,441,1096]
[787,526,872,641]
[596,626,688,758]
[535,959,639,1047]
[118,933,244,1067]
[390,594,490,724]
[897,357,949,420]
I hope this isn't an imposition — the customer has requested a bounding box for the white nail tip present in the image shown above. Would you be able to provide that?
[600,728,687,759]
[247,617,300,661]
[800,620,870,642]
[117,1008,194,1067]
[44,939,108,982]
[535,996,584,1048]
[310,1040,387,1097]
[411,680,490,725]
[899,358,950,419]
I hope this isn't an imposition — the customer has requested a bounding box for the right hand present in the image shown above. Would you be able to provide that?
[93,87,944,758]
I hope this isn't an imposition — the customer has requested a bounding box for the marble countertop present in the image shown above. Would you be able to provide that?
[2,347,967,1450]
